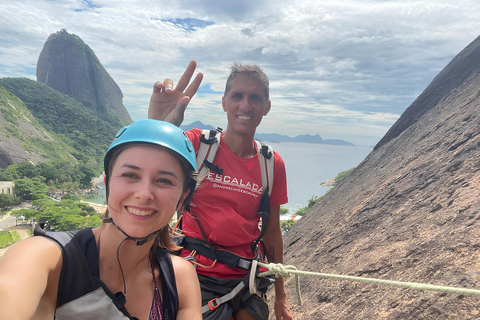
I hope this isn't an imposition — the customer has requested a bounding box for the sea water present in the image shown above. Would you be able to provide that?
[268,142,372,215]
[83,142,373,217]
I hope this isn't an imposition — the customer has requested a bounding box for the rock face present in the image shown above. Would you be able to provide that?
[279,35,480,319]
[36,29,132,125]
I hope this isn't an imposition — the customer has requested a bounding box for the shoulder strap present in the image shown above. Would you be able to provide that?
[156,247,179,320]
[34,227,99,307]
[195,128,223,189]
[195,131,275,195]
[254,140,274,196]
[34,223,76,246]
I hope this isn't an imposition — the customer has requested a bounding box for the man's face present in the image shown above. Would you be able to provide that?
[222,74,271,136]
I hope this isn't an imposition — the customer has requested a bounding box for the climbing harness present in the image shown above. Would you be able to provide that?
[256,262,480,307]
[179,128,276,314]
[201,259,274,314]
[192,128,274,253]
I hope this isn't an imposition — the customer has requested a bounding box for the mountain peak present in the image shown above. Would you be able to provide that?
[36,30,132,126]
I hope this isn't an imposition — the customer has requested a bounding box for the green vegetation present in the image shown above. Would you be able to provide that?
[11,199,102,231]
[13,178,47,201]
[334,168,355,185]
[279,196,320,233]
[0,86,75,162]
[280,219,296,233]
[0,194,20,211]
[0,230,21,249]
[0,72,126,239]
[0,78,123,171]
[0,160,103,233]
[279,168,357,233]
[294,195,319,216]
[0,159,98,191]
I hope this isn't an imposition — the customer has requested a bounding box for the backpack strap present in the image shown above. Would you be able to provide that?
[254,140,274,196]
[196,128,223,189]
[155,247,179,320]
[195,130,275,195]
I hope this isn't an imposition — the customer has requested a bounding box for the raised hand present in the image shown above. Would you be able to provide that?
[148,60,204,126]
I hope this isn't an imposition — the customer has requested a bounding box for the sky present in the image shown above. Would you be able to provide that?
[1,0,480,146]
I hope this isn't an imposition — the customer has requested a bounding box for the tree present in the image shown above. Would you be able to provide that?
[79,164,97,189]
[280,219,296,233]
[13,178,35,200]
[35,211,63,230]
[57,214,88,231]
[15,162,38,178]
[11,209,37,220]
[0,166,16,181]
[0,194,20,210]
[14,178,47,200]
[295,195,319,216]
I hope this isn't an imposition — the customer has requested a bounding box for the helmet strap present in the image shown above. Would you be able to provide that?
[103,217,159,246]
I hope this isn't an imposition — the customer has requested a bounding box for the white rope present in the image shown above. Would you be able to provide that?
[257,262,480,306]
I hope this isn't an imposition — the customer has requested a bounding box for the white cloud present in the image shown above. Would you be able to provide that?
[1,0,479,146]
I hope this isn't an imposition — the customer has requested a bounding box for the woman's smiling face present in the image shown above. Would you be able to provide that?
[107,144,188,239]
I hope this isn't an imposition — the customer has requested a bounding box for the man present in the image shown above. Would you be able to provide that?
[149,60,292,320]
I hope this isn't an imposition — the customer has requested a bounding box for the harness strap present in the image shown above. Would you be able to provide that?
[249,260,259,295]
[200,259,275,314]
[255,140,274,197]
[196,128,222,189]
[251,187,270,253]
[202,280,247,313]
[180,236,254,271]
[202,160,223,175]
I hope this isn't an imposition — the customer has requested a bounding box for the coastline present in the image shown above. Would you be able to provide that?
[91,174,105,188]
[81,200,107,214]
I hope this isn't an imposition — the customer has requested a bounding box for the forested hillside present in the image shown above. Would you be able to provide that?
[0,78,122,170]
[0,85,74,166]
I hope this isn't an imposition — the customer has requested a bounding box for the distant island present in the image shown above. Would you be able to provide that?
[180,121,355,146]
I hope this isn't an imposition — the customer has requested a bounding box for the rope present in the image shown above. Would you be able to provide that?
[257,262,480,306]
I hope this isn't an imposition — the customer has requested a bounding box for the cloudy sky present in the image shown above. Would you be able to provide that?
[1,0,479,146]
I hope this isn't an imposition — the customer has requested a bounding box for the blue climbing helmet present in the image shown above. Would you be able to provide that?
[103,119,196,246]
[104,119,197,179]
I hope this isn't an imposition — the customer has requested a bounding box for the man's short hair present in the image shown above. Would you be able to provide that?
[224,63,270,102]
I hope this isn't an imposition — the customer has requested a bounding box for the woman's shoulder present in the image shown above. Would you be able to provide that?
[5,235,63,259]
[0,236,63,319]
[1,235,64,277]
[170,254,198,287]
[169,254,202,318]
[170,254,196,273]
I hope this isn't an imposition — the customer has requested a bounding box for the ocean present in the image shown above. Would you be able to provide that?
[82,142,373,217]
[267,142,373,215]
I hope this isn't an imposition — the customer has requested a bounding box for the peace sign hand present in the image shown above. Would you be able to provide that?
[148,60,204,126]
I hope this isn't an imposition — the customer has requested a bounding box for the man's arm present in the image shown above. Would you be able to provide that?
[148,60,203,126]
[262,205,293,320]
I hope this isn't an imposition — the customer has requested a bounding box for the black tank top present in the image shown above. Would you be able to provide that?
[35,227,179,320]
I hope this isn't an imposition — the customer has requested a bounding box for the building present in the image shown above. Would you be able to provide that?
[0,181,14,195]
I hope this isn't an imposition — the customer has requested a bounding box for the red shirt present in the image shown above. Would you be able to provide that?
[180,129,288,278]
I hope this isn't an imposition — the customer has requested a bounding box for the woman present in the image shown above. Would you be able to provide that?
[0,119,202,319]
